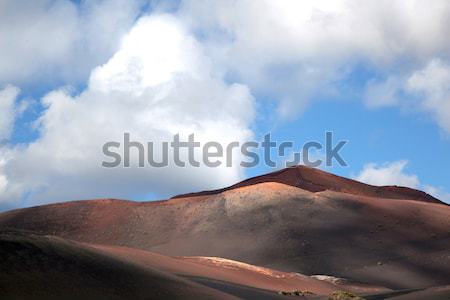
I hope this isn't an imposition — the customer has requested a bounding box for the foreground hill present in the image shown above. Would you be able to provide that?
[1,229,389,300]
[0,230,237,300]
[1,166,448,292]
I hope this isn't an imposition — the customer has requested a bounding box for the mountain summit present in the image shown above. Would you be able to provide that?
[174,165,442,204]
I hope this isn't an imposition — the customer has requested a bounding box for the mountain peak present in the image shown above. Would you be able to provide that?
[173,165,442,204]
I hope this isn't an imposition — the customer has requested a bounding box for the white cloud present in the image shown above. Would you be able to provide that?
[354,160,449,203]
[406,59,450,133]
[0,155,9,195]
[354,160,419,188]
[0,0,144,86]
[363,59,450,134]
[0,14,255,207]
[4,0,450,122]
[180,0,450,117]
[0,85,20,141]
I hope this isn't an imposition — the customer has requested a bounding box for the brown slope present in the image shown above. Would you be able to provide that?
[0,230,239,300]
[90,243,389,296]
[1,229,376,300]
[172,166,442,204]
[1,181,449,290]
[89,244,349,295]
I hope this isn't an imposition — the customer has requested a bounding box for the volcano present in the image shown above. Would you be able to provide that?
[173,165,441,203]
[0,166,449,299]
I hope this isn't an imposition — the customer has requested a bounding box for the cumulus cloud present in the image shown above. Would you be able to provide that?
[0,14,255,207]
[406,59,450,133]
[0,0,144,86]
[0,85,20,141]
[354,160,419,188]
[180,0,450,117]
[354,160,449,203]
[364,59,450,134]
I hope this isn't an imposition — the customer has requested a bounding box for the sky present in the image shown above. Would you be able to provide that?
[0,0,449,210]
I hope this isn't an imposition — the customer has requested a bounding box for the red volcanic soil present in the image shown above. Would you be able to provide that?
[173,165,442,204]
[90,244,341,295]
[0,230,238,300]
[90,243,388,296]
[0,166,449,299]
[0,229,384,300]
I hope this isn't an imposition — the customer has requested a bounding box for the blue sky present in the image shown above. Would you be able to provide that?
[250,93,450,187]
[0,0,449,209]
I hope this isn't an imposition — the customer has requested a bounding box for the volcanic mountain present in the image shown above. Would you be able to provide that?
[0,166,449,299]
[173,165,441,203]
